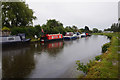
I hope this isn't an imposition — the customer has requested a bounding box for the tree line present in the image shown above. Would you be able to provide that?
[104,23,120,32]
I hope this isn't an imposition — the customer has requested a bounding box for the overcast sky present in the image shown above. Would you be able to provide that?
[26,0,119,30]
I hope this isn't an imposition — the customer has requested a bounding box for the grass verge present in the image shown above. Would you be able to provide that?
[31,38,40,42]
[77,33,119,78]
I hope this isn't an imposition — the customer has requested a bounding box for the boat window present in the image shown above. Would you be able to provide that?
[7,37,15,40]
[59,35,61,38]
[52,36,54,39]
[22,36,25,39]
[65,32,73,36]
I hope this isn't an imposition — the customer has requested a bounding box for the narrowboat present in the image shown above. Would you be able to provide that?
[40,34,63,43]
[1,33,31,44]
[63,32,77,40]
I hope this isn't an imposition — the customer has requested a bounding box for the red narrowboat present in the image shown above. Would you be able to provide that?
[40,34,63,43]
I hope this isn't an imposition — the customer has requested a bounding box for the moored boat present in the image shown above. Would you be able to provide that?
[86,32,91,36]
[75,32,81,38]
[81,32,91,37]
[1,33,31,44]
[81,33,86,37]
[63,32,77,40]
[40,34,63,43]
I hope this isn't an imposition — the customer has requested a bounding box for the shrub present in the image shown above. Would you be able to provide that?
[76,60,97,74]
[11,27,40,38]
[107,35,112,39]
[95,55,101,61]
[76,60,89,74]
[102,43,110,53]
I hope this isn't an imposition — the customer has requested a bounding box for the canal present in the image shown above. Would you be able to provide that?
[2,35,110,78]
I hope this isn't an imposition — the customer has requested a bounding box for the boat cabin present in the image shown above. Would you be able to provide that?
[65,32,74,36]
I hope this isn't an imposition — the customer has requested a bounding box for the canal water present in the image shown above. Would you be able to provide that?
[2,35,110,78]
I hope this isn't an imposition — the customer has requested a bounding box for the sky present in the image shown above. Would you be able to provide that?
[26,0,119,30]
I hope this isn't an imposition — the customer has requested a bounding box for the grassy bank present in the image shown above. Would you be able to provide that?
[31,38,41,42]
[92,33,114,39]
[77,33,119,78]
[31,38,39,42]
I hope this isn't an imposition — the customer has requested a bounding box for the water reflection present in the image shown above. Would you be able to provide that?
[30,41,64,57]
[44,41,64,57]
[2,45,35,78]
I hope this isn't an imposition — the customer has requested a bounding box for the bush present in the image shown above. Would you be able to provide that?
[11,26,42,38]
[11,27,25,35]
[95,55,101,61]
[76,60,97,74]
[76,60,89,74]
[26,27,36,38]
[102,43,110,53]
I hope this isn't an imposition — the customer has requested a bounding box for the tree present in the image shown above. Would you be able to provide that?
[79,28,85,33]
[104,28,112,31]
[104,23,120,32]
[72,25,78,32]
[85,26,89,31]
[42,19,65,34]
[92,28,98,33]
[2,2,36,28]
[84,26,90,33]
[119,23,120,32]
[98,30,102,33]
[111,23,119,32]
[34,25,41,37]
[65,26,73,32]
[46,19,63,28]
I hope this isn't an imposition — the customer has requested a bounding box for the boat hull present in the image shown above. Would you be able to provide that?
[41,38,63,43]
[81,35,86,37]
[63,36,77,40]
[1,39,31,45]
